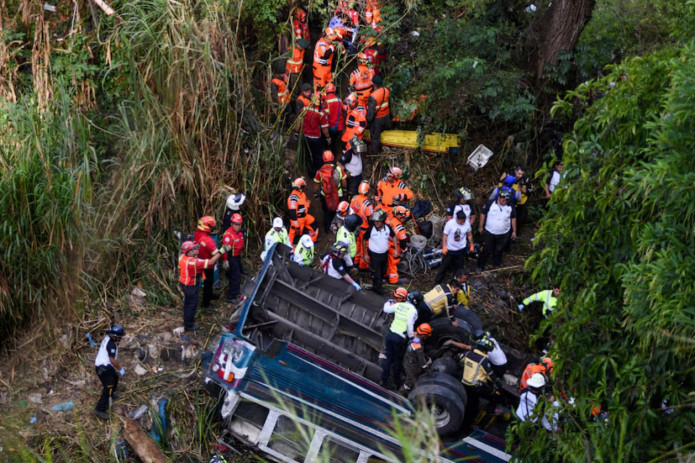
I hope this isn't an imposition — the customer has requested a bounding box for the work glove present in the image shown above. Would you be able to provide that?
[119,368,126,377]
[442,245,448,255]
[352,282,361,291]
[518,304,525,311]
[222,260,230,271]
[469,243,475,253]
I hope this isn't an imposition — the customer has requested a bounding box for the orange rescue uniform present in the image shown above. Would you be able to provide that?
[376,177,414,215]
[287,188,318,245]
[350,64,375,107]
[341,105,367,144]
[313,37,335,90]
[385,214,408,284]
[350,194,375,269]
[271,76,290,105]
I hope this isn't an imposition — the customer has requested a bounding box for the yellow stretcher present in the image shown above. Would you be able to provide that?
[363,130,461,154]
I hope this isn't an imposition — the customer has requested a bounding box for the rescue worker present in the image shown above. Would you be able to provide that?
[288,177,318,245]
[222,192,246,234]
[376,166,414,215]
[321,241,362,291]
[461,336,498,420]
[179,240,222,331]
[402,323,433,391]
[313,27,342,91]
[446,187,476,226]
[299,93,330,176]
[490,167,525,204]
[220,213,245,303]
[366,74,390,154]
[477,189,516,271]
[339,135,367,197]
[365,0,382,27]
[193,215,220,308]
[518,286,561,317]
[335,214,361,268]
[330,200,353,234]
[292,234,315,267]
[292,7,310,42]
[473,330,508,377]
[516,373,559,431]
[341,93,367,151]
[452,269,483,332]
[385,205,410,284]
[261,217,292,261]
[362,35,382,74]
[350,180,374,270]
[545,160,564,199]
[93,323,126,420]
[324,83,344,153]
[436,210,474,284]
[270,62,290,107]
[416,280,461,325]
[520,357,554,392]
[313,150,347,233]
[381,287,417,389]
[295,82,313,114]
[362,209,396,295]
[286,38,310,98]
[349,53,375,107]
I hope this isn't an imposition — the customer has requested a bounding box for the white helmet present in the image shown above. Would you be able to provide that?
[226,193,246,210]
[527,373,546,389]
[300,235,314,248]
[272,217,284,229]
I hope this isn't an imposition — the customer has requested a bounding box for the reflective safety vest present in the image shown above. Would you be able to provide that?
[377,178,413,208]
[336,225,356,258]
[350,65,374,102]
[389,302,417,335]
[456,282,470,306]
[286,44,305,74]
[271,77,290,105]
[350,195,374,228]
[288,189,309,218]
[178,254,208,286]
[314,37,334,66]
[423,284,456,317]
[341,105,366,143]
[294,244,314,266]
[296,94,311,113]
[371,87,390,118]
[461,349,492,387]
[522,290,558,317]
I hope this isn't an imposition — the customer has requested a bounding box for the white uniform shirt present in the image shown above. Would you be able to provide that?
[548,170,563,193]
[95,335,118,367]
[443,219,472,251]
[483,200,514,235]
[365,224,392,254]
[516,390,559,431]
[487,337,507,366]
[344,151,363,177]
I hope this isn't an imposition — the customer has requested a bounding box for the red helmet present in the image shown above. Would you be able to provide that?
[197,215,216,232]
[358,181,370,195]
[393,287,408,300]
[325,82,336,93]
[322,150,334,163]
[337,201,350,215]
[416,323,432,337]
[393,205,408,219]
[231,213,243,224]
[180,240,198,254]
[294,7,307,21]
[388,166,403,179]
[292,177,307,190]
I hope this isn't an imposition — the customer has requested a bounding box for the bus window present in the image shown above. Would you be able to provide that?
[268,415,314,460]
[318,437,361,462]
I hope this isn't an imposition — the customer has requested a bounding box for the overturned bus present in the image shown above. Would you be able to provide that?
[203,245,513,462]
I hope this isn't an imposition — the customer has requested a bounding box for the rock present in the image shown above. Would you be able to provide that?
[28,393,43,405]
[134,364,148,376]
[66,379,86,388]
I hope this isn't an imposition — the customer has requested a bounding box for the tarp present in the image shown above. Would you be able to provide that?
[364,129,460,154]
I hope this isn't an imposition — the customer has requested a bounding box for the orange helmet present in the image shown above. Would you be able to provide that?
[388,166,403,179]
[358,181,370,195]
[393,205,408,219]
[325,82,336,93]
[324,27,336,39]
[180,241,198,254]
[292,177,307,190]
[364,36,377,47]
[344,92,357,106]
[322,150,334,163]
[231,213,243,224]
[416,323,432,337]
[357,52,368,63]
[294,7,307,21]
[197,215,216,232]
[393,287,408,300]
[337,201,350,215]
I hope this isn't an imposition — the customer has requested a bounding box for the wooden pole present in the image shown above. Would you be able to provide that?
[122,418,167,463]
[90,0,115,16]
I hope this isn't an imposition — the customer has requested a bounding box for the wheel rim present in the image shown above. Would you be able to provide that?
[431,404,451,428]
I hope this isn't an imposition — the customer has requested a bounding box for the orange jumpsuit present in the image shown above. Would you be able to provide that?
[287,188,318,245]
[365,0,382,26]
[270,76,290,105]
[376,177,414,215]
[313,37,335,90]
[385,214,408,284]
[341,105,367,145]
[350,193,375,269]
[286,41,305,75]
[350,64,375,107]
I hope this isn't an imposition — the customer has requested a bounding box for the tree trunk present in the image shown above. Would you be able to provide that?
[528,0,596,79]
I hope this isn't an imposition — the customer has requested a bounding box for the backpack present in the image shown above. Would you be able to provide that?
[318,164,340,211]
[411,200,432,220]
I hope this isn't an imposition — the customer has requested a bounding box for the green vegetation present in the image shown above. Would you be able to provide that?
[513,40,695,461]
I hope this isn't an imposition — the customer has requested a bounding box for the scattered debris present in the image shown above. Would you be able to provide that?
[85,332,96,347]
[134,365,148,376]
[50,401,74,413]
[172,327,185,336]
[28,393,43,405]
[131,405,149,420]
[122,418,167,463]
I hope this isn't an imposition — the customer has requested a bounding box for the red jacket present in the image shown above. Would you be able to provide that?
[325,92,343,131]
[193,230,218,259]
[302,104,329,138]
[222,228,245,259]
[293,18,310,41]
[178,255,212,285]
